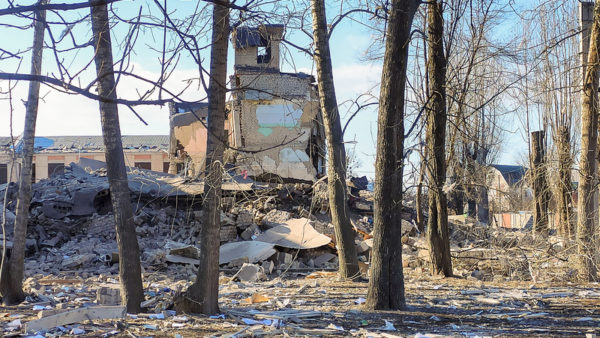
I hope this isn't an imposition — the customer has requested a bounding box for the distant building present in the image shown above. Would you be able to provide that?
[169,24,326,182]
[487,164,531,212]
[0,135,169,184]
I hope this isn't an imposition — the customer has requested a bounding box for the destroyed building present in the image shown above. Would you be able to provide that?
[169,24,326,182]
[0,135,169,184]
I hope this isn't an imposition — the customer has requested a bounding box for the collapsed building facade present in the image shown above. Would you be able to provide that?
[169,24,326,182]
[0,135,169,184]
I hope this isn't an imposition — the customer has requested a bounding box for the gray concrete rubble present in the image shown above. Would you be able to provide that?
[0,163,385,287]
[1,163,593,337]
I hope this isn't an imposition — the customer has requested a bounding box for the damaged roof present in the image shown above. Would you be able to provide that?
[233,24,284,48]
[170,102,209,115]
[8,135,169,153]
[0,136,15,151]
[491,164,527,186]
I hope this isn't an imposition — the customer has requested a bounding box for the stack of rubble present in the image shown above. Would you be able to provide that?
[0,163,390,283]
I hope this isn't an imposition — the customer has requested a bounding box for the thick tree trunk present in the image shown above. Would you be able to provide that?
[531,130,550,237]
[90,2,144,312]
[0,0,46,305]
[366,0,419,310]
[555,126,573,238]
[425,0,452,277]
[577,1,600,282]
[176,1,228,315]
[310,0,360,279]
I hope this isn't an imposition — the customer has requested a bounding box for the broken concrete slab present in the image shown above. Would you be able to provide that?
[169,246,199,259]
[219,241,276,265]
[166,254,199,265]
[232,263,266,283]
[262,209,292,228]
[96,285,121,305]
[62,254,95,269]
[255,218,331,249]
[241,223,260,240]
[0,206,15,223]
[24,306,126,333]
[313,253,336,267]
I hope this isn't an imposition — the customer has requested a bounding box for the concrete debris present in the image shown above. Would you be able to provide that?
[96,285,121,305]
[62,254,95,269]
[24,306,126,333]
[255,218,331,249]
[240,223,261,240]
[313,253,336,267]
[232,263,266,283]
[219,241,276,265]
[262,209,292,228]
[0,206,15,223]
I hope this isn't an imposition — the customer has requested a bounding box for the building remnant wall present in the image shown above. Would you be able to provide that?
[166,24,326,182]
[168,102,232,177]
[228,24,325,182]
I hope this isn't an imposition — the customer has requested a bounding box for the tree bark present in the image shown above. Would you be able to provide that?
[310,0,360,279]
[90,1,144,312]
[176,1,229,315]
[415,145,426,232]
[0,0,46,305]
[366,0,419,310]
[425,0,452,277]
[531,130,549,237]
[577,1,600,282]
[555,126,573,238]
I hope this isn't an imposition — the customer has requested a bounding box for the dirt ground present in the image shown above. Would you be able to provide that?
[2,266,600,337]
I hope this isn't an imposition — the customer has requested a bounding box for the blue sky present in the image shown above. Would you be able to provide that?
[0,0,548,177]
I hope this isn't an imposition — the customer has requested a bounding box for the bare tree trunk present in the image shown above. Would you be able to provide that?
[476,148,489,224]
[176,1,229,315]
[0,0,46,305]
[531,130,549,237]
[415,145,426,232]
[366,0,419,310]
[310,0,360,279]
[90,1,144,312]
[556,126,573,238]
[425,0,452,277]
[577,1,600,282]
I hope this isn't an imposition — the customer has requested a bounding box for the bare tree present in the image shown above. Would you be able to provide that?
[366,0,420,310]
[0,0,46,305]
[89,0,144,312]
[176,0,229,315]
[310,0,360,280]
[425,0,452,277]
[577,0,600,283]
[530,130,549,237]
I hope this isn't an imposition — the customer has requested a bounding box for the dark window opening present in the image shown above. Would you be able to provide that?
[31,163,36,184]
[0,164,7,184]
[134,162,152,170]
[48,163,65,177]
[257,45,271,64]
[163,162,170,173]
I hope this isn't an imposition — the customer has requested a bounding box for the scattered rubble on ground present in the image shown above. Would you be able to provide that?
[1,165,599,336]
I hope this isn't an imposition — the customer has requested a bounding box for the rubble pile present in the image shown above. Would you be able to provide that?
[0,163,382,282]
[1,165,599,336]
[402,218,579,283]
[1,162,580,289]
